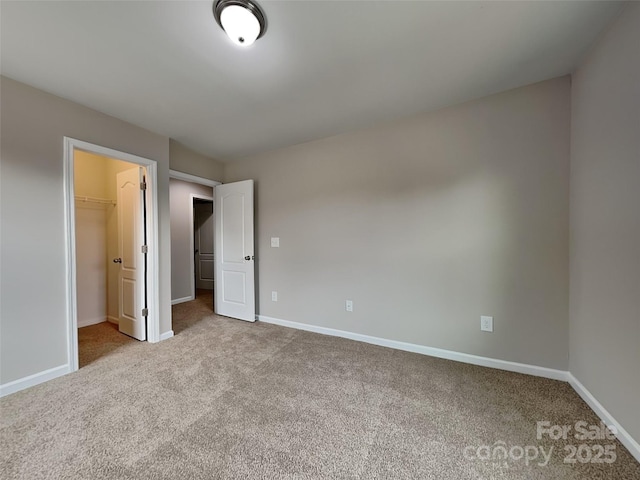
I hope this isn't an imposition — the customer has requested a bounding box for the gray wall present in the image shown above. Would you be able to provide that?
[569,3,640,442]
[170,139,224,182]
[170,178,213,302]
[225,77,571,370]
[0,76,172,384]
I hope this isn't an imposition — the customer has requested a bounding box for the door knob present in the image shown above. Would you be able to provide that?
[244,256,251,261]
[113,258,122,263]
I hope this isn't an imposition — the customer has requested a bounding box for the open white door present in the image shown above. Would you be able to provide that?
[116,167,147,340]
[214,180,255,322]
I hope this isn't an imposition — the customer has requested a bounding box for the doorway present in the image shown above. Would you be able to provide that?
[74,152,147,365]
[168,171,255,323]
[193,196,214,300]
[169,170,220,306]
[64,138,160,372]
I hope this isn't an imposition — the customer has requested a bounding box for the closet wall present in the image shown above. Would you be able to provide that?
[74,152,110,327]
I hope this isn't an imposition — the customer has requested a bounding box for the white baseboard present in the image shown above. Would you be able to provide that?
[107,316,119,325]
[257,315,569,381]
[0,364,70,398]
[77,316,107,328]
[3,316,637,463]
[258,315,640,460]
[568,374,640,463]
[171,296,193,305]
[159,330,174,341]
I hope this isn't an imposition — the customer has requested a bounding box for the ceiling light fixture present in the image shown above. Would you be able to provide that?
[213,0,267,47]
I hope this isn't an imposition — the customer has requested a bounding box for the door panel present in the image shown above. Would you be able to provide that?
[222,271,246,303]
[221,193,245,263]
[200,260,214,283]
[214,180,255,322]
[122,279,137,320]
[116,167,146,341]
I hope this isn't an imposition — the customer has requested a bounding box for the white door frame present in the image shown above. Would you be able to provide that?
[169,169,221,304]
[63,137,161,372]
[190,194,214,300]
[169,169,221,188]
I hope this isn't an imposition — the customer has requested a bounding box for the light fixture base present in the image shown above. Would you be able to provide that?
[213,0,267,45]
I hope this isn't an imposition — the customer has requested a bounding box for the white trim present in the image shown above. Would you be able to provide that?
[171,296,194,305]
[190,193,214,299]
[64,137,162,368]
[146,161,161,344]
[169,169,221,187]
[568,374,640,463]
[257,315,569,381]
[63,139,79,372]
[5,313,638,461]
[257,315,640,458]
[107,316,119,325]
[0,365,70,398]
[159,330,175,341]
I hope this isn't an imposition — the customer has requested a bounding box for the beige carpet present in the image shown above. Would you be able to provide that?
[1,291,638,479]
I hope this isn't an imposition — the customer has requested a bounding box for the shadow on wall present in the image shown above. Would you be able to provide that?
[231,77,570,370]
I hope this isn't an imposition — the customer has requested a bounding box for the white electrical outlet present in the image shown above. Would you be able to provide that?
[481,315,493,332]
[271,237,280,248]
[345,300,353,312]
[271,291,278,302]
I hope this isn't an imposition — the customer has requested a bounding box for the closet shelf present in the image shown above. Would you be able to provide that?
[74,196,116,206]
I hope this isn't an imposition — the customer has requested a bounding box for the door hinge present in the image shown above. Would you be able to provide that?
[141,245,148,254]
[140,182,147,191]
[142,308,149,317]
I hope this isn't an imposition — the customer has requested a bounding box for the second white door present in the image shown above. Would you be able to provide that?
[214,180,255,322]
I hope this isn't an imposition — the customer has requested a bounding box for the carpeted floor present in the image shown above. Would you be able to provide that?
[1,290,638,479]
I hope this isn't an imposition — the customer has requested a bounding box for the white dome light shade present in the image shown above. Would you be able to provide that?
[220,5,259,46]
[214,0,267,47]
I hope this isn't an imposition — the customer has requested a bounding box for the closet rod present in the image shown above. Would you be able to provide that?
[74,196,116,206]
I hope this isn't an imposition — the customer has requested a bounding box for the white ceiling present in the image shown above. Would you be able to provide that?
[0,1,624,161]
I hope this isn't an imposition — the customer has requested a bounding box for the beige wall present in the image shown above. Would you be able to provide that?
[74,152,110,327]
[170,178,214,302]
[569,3,640,442]
[225,76,571,370]
[0,76,172,385]
[170,139,224,182]
[74,151,109,199]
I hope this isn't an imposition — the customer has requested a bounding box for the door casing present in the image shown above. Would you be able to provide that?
[63,137,160,372]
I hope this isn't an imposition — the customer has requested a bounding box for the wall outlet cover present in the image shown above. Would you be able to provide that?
[481,315,493,332]
[271,237,280,248]
[271,291,278,302]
